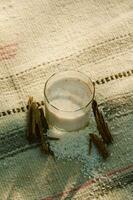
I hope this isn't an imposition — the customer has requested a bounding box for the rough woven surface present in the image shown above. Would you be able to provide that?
[0,0,133,199]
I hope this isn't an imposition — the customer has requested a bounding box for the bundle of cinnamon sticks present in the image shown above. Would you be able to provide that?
[27,97,59,156]
[89,99,113,159]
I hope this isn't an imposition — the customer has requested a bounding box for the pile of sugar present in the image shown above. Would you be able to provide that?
[48,115,103,177]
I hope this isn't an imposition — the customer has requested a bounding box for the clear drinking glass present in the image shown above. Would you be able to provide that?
[44,71,95,132]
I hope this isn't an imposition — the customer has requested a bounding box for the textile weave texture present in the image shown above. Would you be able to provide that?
[0,0,133,199]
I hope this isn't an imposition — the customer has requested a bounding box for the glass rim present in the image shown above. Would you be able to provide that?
[44,70,95,112]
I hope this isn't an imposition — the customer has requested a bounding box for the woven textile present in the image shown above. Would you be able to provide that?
[0,0,133,199]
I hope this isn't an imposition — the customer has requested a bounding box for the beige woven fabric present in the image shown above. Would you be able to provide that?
[0,0,133,110]
[0,0,133,199]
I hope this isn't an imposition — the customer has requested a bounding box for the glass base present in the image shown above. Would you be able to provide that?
[49,120,90,134]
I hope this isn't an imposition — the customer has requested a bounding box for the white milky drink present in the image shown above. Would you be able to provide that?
[44,71,94,131]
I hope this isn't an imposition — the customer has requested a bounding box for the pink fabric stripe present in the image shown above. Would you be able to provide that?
[42,164,133,200]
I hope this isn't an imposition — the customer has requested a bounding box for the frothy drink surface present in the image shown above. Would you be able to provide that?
[48,78,91,111]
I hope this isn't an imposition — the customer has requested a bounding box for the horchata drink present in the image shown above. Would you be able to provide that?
[44,71,95,132]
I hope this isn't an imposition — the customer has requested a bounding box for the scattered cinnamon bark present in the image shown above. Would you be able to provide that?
[27,96,59,156]
[92,99,113,144]
[27,97,112,160]
[89,133,109,159]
